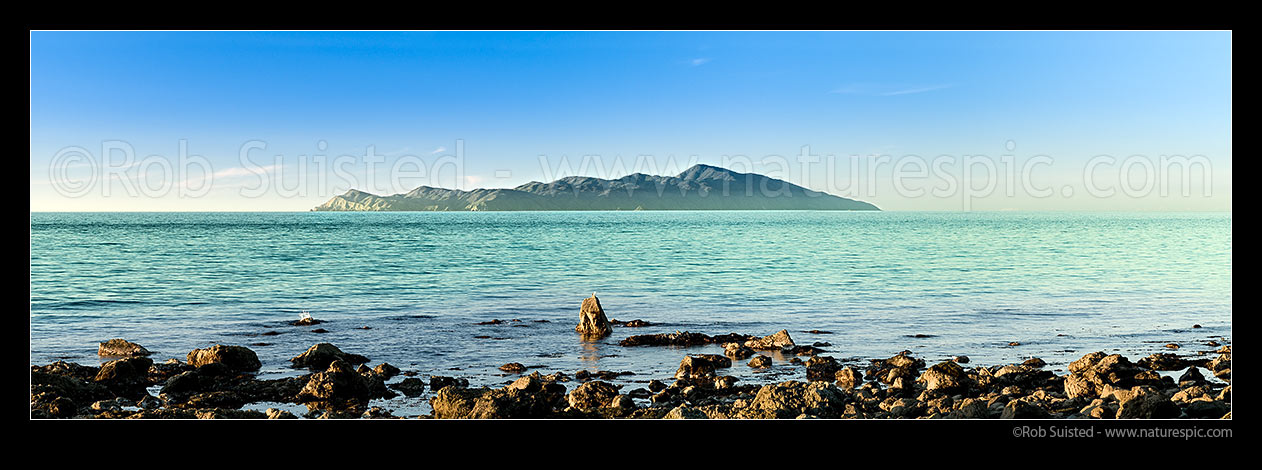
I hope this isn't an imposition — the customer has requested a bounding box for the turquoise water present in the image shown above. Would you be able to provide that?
[29,211,1232,416]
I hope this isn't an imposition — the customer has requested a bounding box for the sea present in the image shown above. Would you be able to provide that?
[29,211,1232,417]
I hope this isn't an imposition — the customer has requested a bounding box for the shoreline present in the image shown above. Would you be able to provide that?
[31,326,1231,420]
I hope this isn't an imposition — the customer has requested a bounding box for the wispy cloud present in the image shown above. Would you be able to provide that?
[879,84,954,96]
[689,58,711,67]
[430,146,447,155]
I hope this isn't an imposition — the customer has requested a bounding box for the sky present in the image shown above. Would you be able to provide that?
[30,31,1231,211]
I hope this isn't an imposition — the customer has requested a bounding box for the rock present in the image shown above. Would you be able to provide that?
[137,394,163,410]
[1001,397,1050,419]
[90,397,131,413]
[1208,350,1230,381]
[1115,386,1180,419]
[953,356,970,364]
[1183,399,1230,419]
[575,294,613,339]
[429,376,469,391]
[733,381,847,419]
[1008,342,1021,347]
[499,363,527,373]
[714,376,739,389]
[95,357,153,383]
[291,317,322,326]
[98,339,151,357]
[748,355,773,369]
[430,375,567,419]
[948,397,991,419]
[290,343,368,370]
[805,356,840,381]
[186,345,261,372]
[879,397,925,418]
[1164,343,1180,350]
[1062,352,1156,399]
[1079,399,1117,419]
[835,367,863,390]
[744,329,795,350]
[567,381,620,411]
[663,405,708,419]
[295,359,385,409]
[266,408,297,419]
[675,356,718,380]
[193,408,268,419]
[390,378,427,397]
[917,361,971,395]
[648,380,667,393]
[94,357,155,399]
[1022,357,1047,368]
[362,407,395,419]
[1177,367,1207,387]
[369,363,400,379]
[724,343,755,360]
[1137,353,1189,371]
[187,390,248,409]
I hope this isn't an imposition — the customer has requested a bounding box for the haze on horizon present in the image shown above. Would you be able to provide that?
[30,31,1231,212]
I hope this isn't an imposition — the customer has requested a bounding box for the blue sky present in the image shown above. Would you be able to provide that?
[30,31,1231,211]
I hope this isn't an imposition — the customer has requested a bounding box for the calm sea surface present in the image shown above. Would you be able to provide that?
[29,211,1232,416]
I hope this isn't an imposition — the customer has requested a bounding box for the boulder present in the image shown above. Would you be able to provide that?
[1114,385,1180,419]
[430,375,567,419]
[187,345,261,372]
[1177,367,1207,387]
[94,357,155,399]
[835,367,863,390]
[663,405,708,419]
[744,329,795,350]
[98,339,151,357]
[724,343,755,360]
[1001,397,1051,419]
[295,359,388,409]
[566,380,620,411]
[575,294,612,339]
[675,355,719,380]
[748,355,773,369]
[917,361,971,395]
[373,363,401,379]
[733,381,847,419]
[804,356,841,381]
[1137,353,1189,371]
[290,343,368,370]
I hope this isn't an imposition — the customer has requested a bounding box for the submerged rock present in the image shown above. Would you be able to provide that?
[575,295,613,339]
[98,339,151,357]
[390,378,427,397]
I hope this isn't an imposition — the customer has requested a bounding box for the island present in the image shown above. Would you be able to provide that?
[312,164,880,211]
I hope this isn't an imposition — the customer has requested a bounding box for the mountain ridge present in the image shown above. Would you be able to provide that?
[312,164,879,211]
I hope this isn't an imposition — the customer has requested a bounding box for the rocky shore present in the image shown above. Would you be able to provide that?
[31,329,1232,419]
